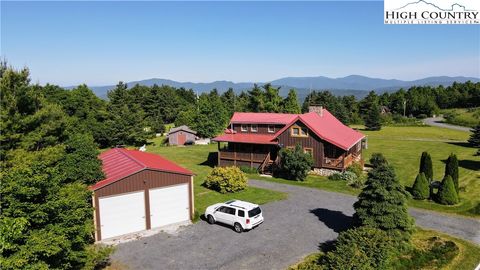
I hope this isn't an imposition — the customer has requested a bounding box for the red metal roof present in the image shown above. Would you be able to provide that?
[216,109,364,150]
[297,111,364,150]
[230,112,298,124]
[90,148,193,191]
[212,133,278,145]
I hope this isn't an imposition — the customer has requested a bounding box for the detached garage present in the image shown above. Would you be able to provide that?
[90,148,194,241]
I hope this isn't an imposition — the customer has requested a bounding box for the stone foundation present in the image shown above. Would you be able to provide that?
[310,168,340,176]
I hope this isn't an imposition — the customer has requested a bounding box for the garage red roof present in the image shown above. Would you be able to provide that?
[213,133,278,145]
[90,148,193,191]
[214,109,364,150]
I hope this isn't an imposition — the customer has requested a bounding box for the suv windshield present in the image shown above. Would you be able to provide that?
[248,207,261,217]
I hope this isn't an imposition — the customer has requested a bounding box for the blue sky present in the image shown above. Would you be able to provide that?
[1,1,479,86]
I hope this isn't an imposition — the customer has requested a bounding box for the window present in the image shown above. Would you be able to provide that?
[241,124,248,132]
[238,210,245,217]
[304,148,313,157]
[251,124,258,132]
[219,206,235,215]
[248,207,262,217]
[268,125,275,133]
[292,127,300,136]
[291,125,308,137]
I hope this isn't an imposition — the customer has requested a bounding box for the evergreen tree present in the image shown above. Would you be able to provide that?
[468,124,480,154]
[263,83,282,112]
[411,173,429,200]
[444,154,459,193]
[419,151,433,182]
[353,163,414,243]
[369,153,388,168]
[247,84,264,112]
[364,102,382,130]
[436,175,459,205]
[281,89,301,114]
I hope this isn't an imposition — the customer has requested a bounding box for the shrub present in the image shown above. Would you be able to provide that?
[204,166,248,193]
[322,227,394,270]
[419,152,433,182]
[278,144,313,181]
[444,154,459,194]
[468,124,480,147]
[411,173,430,200]
[239,166,258,174]
[393,237,459,270]
[369,153,388,168]
[328,173,342,181]
[288,253,324,270]
[347,162,363,178]
[354,162,414,244]
[468,203,480,215]
[340,171,357,182]
[348,175,364,189]
[436,175,459,205]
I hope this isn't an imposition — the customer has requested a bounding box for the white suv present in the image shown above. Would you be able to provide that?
[205,200,264,233]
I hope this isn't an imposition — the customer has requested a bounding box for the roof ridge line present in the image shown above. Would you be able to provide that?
[117,148,147,169]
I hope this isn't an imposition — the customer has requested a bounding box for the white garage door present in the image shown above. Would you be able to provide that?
[149,184,190,228]
[99,191,146,240]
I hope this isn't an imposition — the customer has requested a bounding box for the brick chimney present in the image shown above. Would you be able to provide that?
[308,105,323,117]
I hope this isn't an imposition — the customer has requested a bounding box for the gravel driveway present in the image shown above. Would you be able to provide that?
[423,117,471,132]
[111,180,480,270]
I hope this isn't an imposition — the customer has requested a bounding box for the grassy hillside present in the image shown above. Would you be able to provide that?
[442,108,479,128]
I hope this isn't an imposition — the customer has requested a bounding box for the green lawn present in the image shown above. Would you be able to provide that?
[146,137,287,215]
[251,126,479,217]
[148,124,480,217]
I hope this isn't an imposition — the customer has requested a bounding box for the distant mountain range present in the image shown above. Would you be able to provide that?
[68,75,479,100]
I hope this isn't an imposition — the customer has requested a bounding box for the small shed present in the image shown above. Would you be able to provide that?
[167,125,197,145]
[89,148,194,241]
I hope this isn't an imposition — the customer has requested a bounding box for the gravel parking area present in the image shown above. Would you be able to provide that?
[111,179,480,270]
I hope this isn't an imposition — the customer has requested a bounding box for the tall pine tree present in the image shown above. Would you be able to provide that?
[444,154,459,194]
[353,162,414,243]
[419,151,433,182]
[281,89,301,114]
[364,103,382,131]
[469,124,480,155]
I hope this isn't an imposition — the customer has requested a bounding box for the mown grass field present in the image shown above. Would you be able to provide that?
[252,126,480,217]
[146,137,287,215]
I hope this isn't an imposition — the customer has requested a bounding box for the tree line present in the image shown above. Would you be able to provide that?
[6,62,479,148]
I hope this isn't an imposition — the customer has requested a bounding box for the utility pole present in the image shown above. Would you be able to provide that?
[403,99,406,117]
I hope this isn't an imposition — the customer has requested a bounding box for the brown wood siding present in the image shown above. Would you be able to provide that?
[277,121,324,168]
[94,169,191,197]
[93,169,193,241]
[232,124,284,134]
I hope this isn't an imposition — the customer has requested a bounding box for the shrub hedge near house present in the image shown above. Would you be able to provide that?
[204,166,248,193]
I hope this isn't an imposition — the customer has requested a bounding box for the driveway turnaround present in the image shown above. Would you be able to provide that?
[423,117,471,132]
[111,180,480,270]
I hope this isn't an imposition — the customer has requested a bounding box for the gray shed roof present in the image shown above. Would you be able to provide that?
[167,125,197,135]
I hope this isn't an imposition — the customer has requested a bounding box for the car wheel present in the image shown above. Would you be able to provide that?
[234,223,243,233]
[207,215,215,224]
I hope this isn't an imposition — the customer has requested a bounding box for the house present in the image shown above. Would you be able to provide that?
[212,106,365,174]
[167,125,197,145]
[89,148,194,241]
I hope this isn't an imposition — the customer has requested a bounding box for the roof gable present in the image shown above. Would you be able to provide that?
[274,111,364,150]
[168,125,196,135]
[90,148,193,191]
